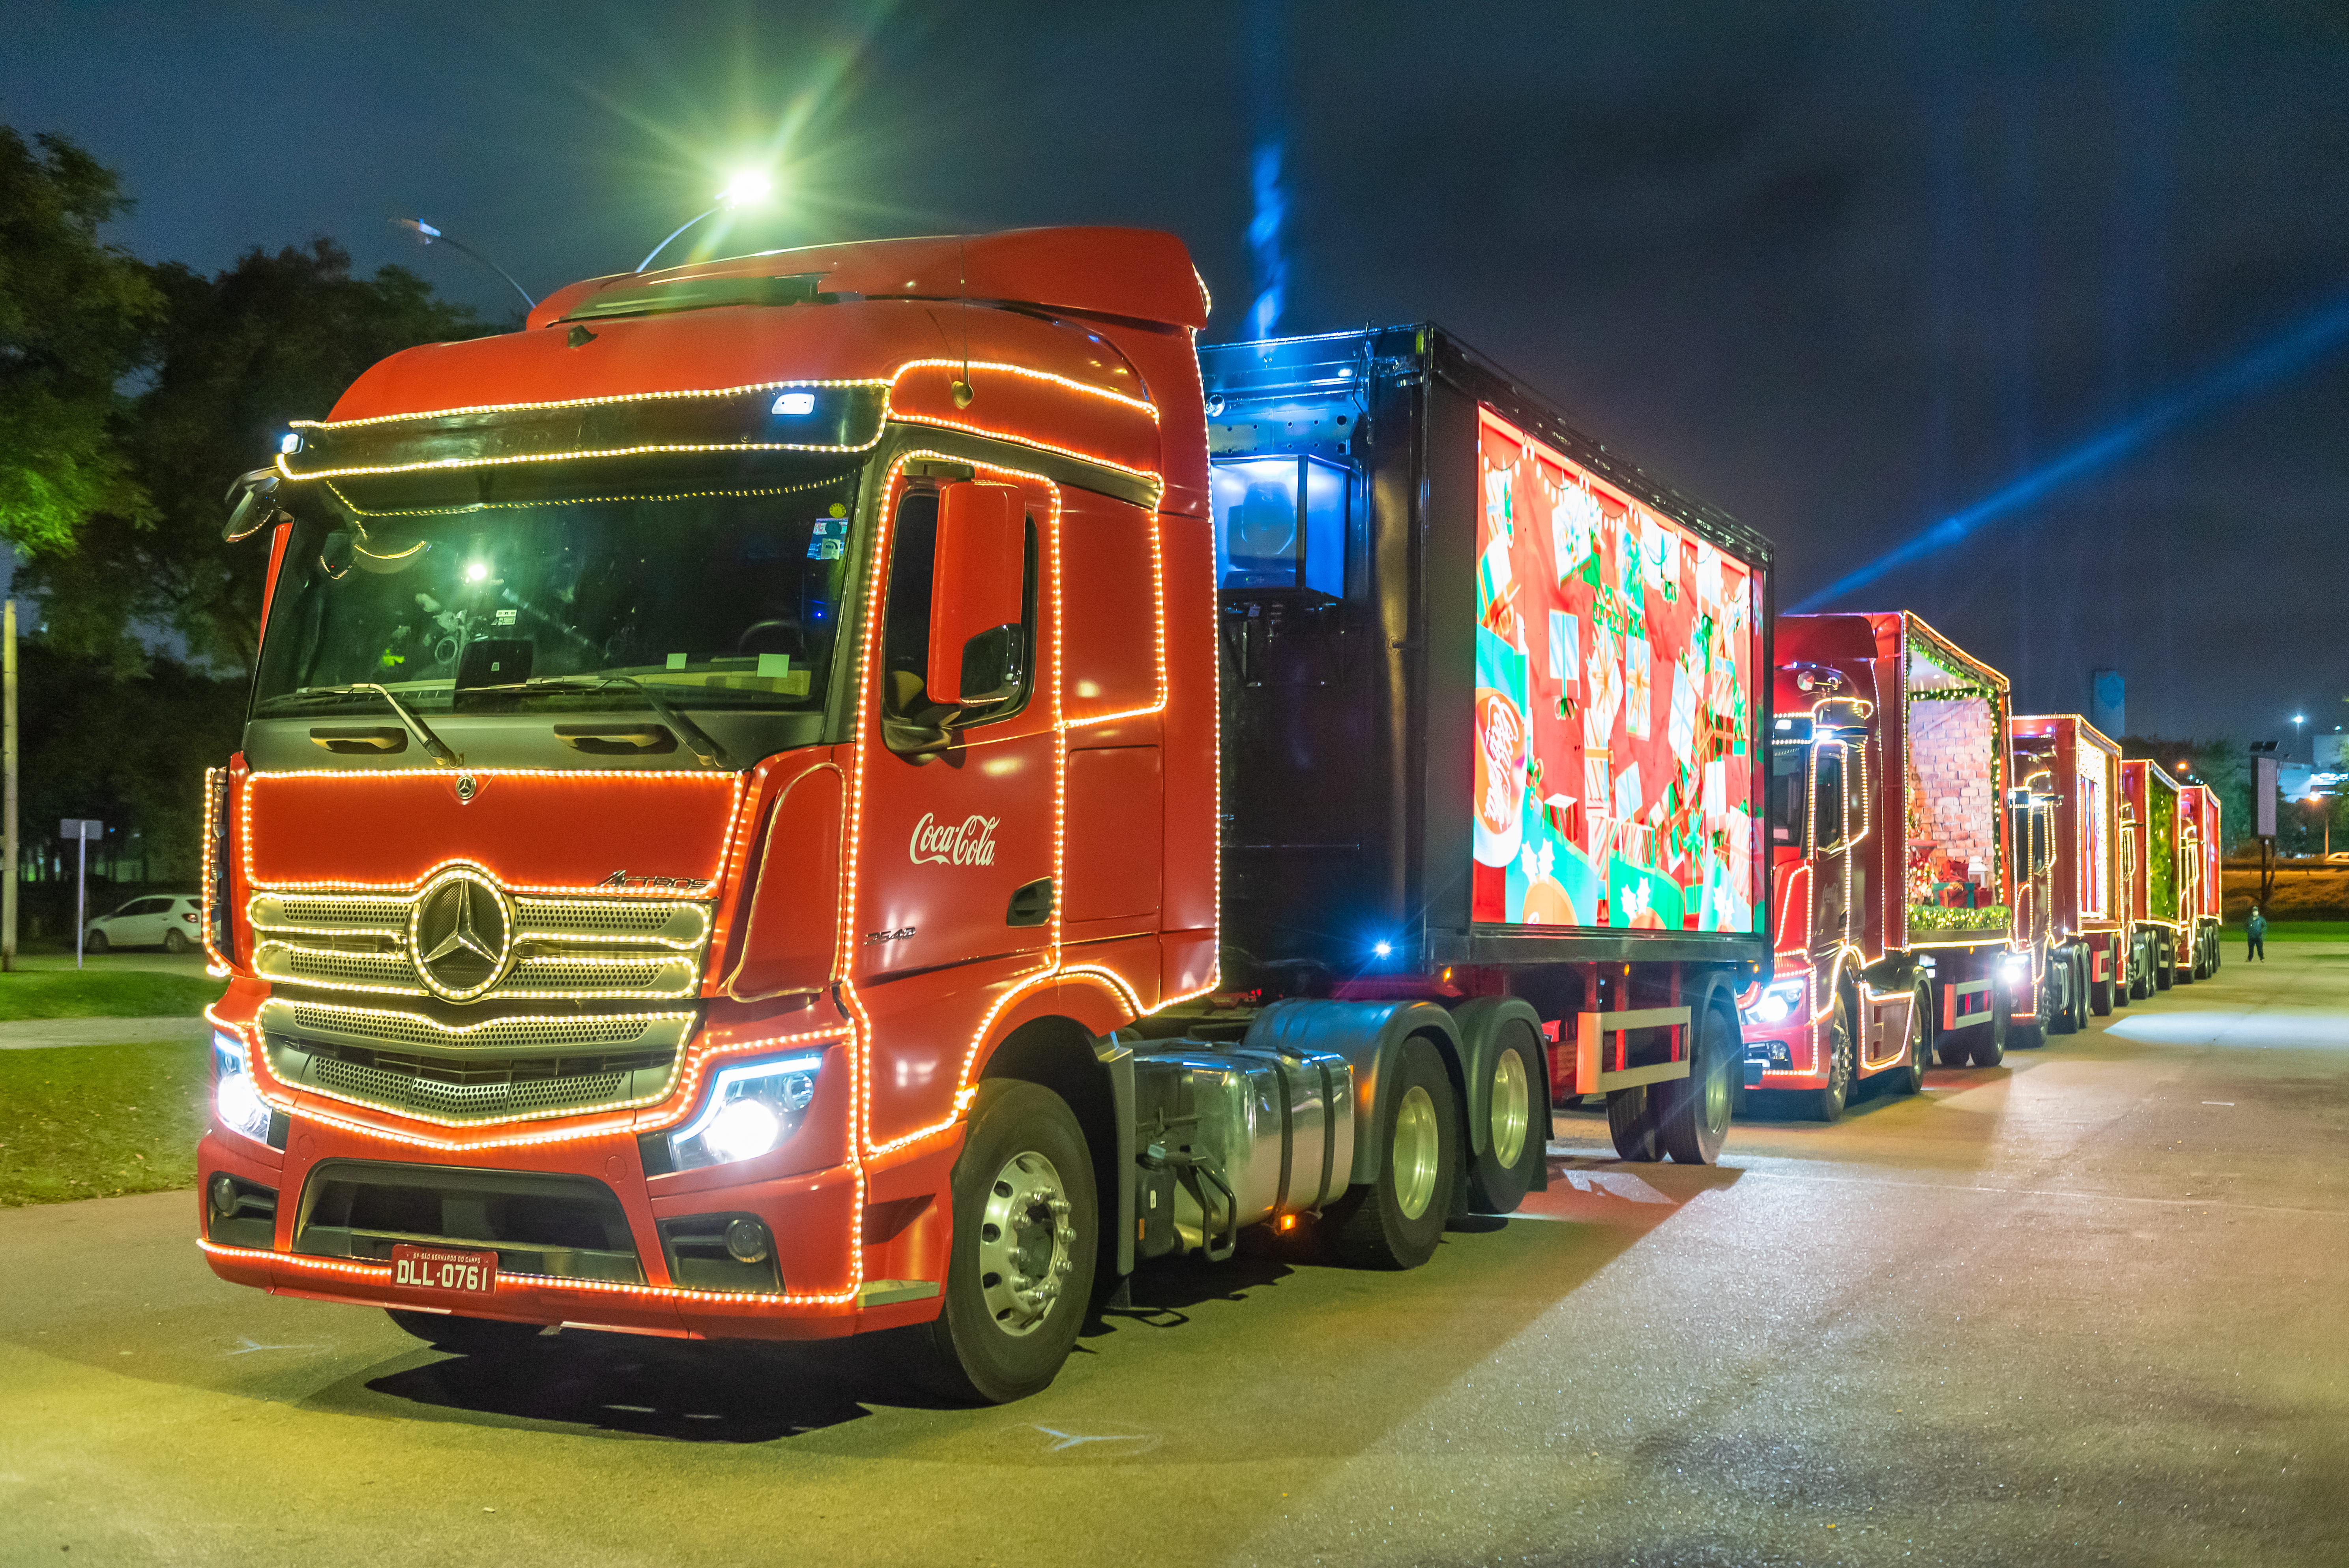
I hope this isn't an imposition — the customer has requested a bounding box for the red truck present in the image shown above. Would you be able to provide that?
[2007,713,2124,1025]
[198,230,1773,1401]
[2118,758,2207,996]
[1738,611,2033,1117]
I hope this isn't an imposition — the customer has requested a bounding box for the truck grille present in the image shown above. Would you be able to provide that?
[258,997,693,1125]
[247,884,711,1004]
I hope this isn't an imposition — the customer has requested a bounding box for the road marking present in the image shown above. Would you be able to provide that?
[1732,1165,2349,1221]
[1030,1424,1159,1454]
[2203,1100,2235,1106]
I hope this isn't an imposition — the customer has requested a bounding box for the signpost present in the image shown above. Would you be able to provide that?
[60,818,102,969]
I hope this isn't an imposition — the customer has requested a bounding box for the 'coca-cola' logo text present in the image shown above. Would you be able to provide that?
[909,812,1001,867]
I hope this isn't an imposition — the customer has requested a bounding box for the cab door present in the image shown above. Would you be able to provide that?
[851,472,1059,1140]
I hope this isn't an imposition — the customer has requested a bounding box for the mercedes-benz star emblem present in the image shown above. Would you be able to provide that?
[408,868,514,1000]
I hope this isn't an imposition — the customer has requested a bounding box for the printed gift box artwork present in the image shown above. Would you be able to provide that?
[1471,408,1760,933]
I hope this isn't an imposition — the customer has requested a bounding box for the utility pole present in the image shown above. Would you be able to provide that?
[4,599,17,973]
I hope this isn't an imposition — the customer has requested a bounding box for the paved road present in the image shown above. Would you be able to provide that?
[4,945,2345,1566]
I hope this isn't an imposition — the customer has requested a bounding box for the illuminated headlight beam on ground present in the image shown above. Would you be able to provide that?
[1794,292,2349,611]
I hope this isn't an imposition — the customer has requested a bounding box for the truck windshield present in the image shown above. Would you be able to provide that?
[251,460,861,718]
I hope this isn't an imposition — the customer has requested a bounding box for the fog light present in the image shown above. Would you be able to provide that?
[209,1173,240,1217]
[724,1217,772,1264]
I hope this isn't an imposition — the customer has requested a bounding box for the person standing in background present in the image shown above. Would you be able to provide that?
[2248,906,2268,961]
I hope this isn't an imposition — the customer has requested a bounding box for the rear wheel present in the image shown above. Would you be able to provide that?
[1606,1085,1661,1162]
[2050,954,2078,1035]
[386,1311,544,1355]
[1657,1002,1734,1165]
[1465,1022,1544,1212]
[2154,938,2175,990]
[1330,1036,1458,1269]
[2091,948,2115,1016]
[1801,994,1855,1122]
[908,1079,1097,1405]
[162,928,189,954]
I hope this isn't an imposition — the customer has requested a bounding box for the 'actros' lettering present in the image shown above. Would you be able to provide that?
[909,812,1001,867]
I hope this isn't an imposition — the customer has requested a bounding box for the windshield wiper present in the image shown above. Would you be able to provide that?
[507,676,734,770]
[268,683,462,767]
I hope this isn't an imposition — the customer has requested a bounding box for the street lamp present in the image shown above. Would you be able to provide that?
[636,170,777,273]
[388,219,537,309]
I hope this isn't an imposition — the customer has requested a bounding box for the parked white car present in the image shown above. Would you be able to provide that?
[85,894,202,954]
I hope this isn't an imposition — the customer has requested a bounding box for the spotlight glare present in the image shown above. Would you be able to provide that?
[717,170,775,209]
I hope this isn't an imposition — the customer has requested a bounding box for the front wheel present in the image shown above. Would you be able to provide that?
[83,930,108,954]
[1329,1036,1458,1269]
[909,1079,1097,1405]
[1969,993,2010,1068]
[1889,982,1932,1095]
[1657,1001,1735,1164]
[1802,994,1855,1122]
[1465,1022,1544,1212]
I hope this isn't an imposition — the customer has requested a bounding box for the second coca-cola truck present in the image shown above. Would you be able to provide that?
[195,228,1772,1403]
[2007,713,2124,1026]
[1738,611,2030,1118]
[2120,758,2194,996]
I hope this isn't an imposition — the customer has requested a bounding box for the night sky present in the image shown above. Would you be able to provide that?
[9,1,2347,743]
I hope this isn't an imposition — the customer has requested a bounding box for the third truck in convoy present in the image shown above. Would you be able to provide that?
[190,224,2212,1402]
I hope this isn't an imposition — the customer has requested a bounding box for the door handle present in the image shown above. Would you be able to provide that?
[1006,878,1056,927]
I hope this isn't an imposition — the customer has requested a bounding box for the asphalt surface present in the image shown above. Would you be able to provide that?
[4,942,2345,1566]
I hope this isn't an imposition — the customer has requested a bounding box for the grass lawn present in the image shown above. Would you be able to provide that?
[2223,919,2349,941]
[0,1040,208,1206]
[0,968,221,1020]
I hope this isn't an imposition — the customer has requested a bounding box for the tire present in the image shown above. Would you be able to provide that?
[1465,1020,1544,1212]
[1329,1036,1458,1269]
[1969,992,2009,1068]
[163,929,189,954]
[1888,982,1931,1095]
[386,1310,544,1355]
[1657,1001,1734,1165]
[1606,1085,1660,1162]
[2154,941,2174,991]
[908,1078,1097,1405]
[2073,954,2092,1031]
[2050,955,2078,1035]
[84,930,108,954]
[1801,992,1855,1122]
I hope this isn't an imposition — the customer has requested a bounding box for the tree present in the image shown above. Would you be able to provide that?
[0,127,162,554]
[25,238,485,672]
[2121,734,2251,855]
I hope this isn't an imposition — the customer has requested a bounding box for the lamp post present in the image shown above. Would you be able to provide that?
[636,171,776,273]
[388,219,537,309]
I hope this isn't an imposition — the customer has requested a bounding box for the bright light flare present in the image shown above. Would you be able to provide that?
[717,170,775,209]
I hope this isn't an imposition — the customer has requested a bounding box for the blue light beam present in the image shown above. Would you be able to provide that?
[1794,292,2349,611]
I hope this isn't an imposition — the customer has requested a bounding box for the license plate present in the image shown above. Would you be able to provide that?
[390,1243,499,1297]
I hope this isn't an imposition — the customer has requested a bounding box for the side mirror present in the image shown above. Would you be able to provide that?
[927,481,1024,705]
[223,468,288,543]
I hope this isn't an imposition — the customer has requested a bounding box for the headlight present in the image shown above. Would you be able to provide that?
[667,1053,822,1173]
[1999,952,2032,983]
[1742,978,1805,1027]
[212,1030,271,1142]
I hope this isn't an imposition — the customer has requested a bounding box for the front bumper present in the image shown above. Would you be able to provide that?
[197,986,955,1340]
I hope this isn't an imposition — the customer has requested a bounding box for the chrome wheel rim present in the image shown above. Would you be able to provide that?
[1490,1051,1531,1169]
[1391,1084,1441,1220]
[977,1149,1074,1337]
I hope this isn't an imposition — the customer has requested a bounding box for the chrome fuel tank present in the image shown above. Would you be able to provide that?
[1131,1042,1353,1254]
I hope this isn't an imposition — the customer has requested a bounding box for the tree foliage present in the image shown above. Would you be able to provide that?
[2122,735,2250,853]
[0,128,163,554]
[25,238,485,673]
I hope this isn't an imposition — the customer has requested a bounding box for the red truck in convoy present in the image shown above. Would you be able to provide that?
[1737,611,2036,1117]
[2007,714,2124,1025]
[197,230,1773,1401]
[2118,758,2209,997]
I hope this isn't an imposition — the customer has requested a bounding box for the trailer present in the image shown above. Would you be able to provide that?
[193,233,1774,1403]
[1739,611,2025,1118]
[2119,758,2191,995]
[2179,782,2225,979]
[2009,714,2124,1023]
[1196,325,1771,1166]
